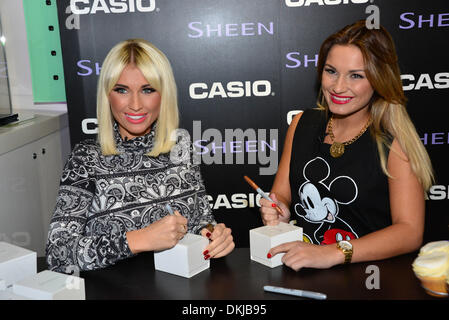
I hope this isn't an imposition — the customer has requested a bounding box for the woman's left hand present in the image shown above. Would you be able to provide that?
[268,241,343,271]
[200,223,235,259]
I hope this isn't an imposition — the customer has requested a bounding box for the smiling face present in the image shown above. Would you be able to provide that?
[108,63,161,140]
[321,45,374,118]
[299,183,337,223]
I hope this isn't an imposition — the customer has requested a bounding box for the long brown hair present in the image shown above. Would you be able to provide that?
[316,20,434,191]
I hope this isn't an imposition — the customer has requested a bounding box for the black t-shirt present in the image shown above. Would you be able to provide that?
[288,109,392,245]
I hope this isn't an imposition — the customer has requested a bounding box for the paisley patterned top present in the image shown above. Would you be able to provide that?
[46,123,215,273]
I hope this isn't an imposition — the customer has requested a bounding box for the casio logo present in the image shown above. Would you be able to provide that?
[70,0,156,14]
[189,80,272,99]
[285,0,369,7]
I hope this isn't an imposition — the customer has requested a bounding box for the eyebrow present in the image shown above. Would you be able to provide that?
[324,63,365,73]
[114,83,152,88]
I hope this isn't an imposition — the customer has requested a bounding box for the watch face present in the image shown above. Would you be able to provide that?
[339,240,352,250]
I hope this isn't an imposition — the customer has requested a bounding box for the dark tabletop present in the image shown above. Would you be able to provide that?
[37,248,441,300]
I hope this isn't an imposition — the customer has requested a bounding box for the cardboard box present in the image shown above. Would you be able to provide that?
[12,270,85,300]
[0,242,36,286]
[154,233,209,278]
[250,222,303,268]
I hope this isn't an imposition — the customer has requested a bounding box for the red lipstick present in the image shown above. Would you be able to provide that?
[330,93,353,105]
[125,113,147,124]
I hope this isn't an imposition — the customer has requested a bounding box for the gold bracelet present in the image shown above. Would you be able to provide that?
[205,223,215,233]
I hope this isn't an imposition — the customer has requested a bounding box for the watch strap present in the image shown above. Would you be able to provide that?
[337,241,353,264]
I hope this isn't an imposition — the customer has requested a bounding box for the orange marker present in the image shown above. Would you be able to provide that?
[243,176,283,215]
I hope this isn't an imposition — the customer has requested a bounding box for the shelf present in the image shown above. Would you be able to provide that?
[0,110,68,156]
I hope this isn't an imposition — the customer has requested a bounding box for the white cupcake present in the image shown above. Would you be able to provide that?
[412,250,449,297]
[419,241,449,255]
[447,274,449,296]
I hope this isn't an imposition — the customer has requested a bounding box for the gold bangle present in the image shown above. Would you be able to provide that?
[205,223,215,233]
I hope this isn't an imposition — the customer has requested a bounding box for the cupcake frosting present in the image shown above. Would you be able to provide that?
[419,241,449,255]
[412,251,449,277]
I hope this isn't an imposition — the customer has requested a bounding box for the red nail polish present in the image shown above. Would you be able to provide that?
[206,232,211,238]
[267,253,272,259]
[203,250,209,255]
[204,255,210,260]
[271,203,276,208]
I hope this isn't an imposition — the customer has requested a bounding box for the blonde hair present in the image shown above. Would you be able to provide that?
[316,20,434,191]
[97,38,179,157]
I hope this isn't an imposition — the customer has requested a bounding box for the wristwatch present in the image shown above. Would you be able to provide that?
[336,240,353,264]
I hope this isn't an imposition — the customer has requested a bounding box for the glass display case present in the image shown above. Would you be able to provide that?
[0,15,17,126]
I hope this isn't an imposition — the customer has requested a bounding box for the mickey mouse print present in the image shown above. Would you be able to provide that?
[294,157,359,245]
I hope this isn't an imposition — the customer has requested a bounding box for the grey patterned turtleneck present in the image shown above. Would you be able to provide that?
[46,123,215,273]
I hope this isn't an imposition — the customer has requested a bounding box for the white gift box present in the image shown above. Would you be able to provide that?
[12,270,85,300]
[0,242,36,286]
[250,222,303,268]
[1,277,30,300]
[0,288,30,300]
[0,278,5,291]
[154,233,210,278]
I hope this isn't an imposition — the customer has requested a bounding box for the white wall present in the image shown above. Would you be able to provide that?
[0,0,66,112]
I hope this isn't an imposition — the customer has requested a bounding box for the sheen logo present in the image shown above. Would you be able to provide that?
[420,132,449,146]
[189,81,272,99]
[285,52,318,68]
[285,0,368,7]
[399,12,449,29]
[401,72,449,91]
[77,60,101,76]
[188,21,274,38]
[70,0,156,14]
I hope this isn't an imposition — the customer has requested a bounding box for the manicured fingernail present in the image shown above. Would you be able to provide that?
[206,232,211,238]
[203,250,209,255]
[271,203,277,207]
[267,253,272,259]
[204,255,210,260]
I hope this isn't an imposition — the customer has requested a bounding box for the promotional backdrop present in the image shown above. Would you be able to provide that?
[56,0,449,247]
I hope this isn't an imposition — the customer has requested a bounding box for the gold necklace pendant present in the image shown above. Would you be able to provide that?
[327,115,372,159]
[330,141,345,158]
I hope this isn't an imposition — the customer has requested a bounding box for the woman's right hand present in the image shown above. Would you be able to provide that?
[259,193,291,226]
[126,211,188,254]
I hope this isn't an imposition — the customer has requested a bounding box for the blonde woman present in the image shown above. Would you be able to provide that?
[260,21,434,270]
[46,39,234,273]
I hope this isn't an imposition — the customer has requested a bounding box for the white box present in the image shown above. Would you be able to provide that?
[154,233,210,278]
[250,222,303,268]
[12,270,85,300]
[0,278,5,291]
[0,287,30,300]
[0,242,36,286]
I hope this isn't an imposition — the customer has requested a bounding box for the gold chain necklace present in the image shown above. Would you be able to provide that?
[327,115,372,158]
